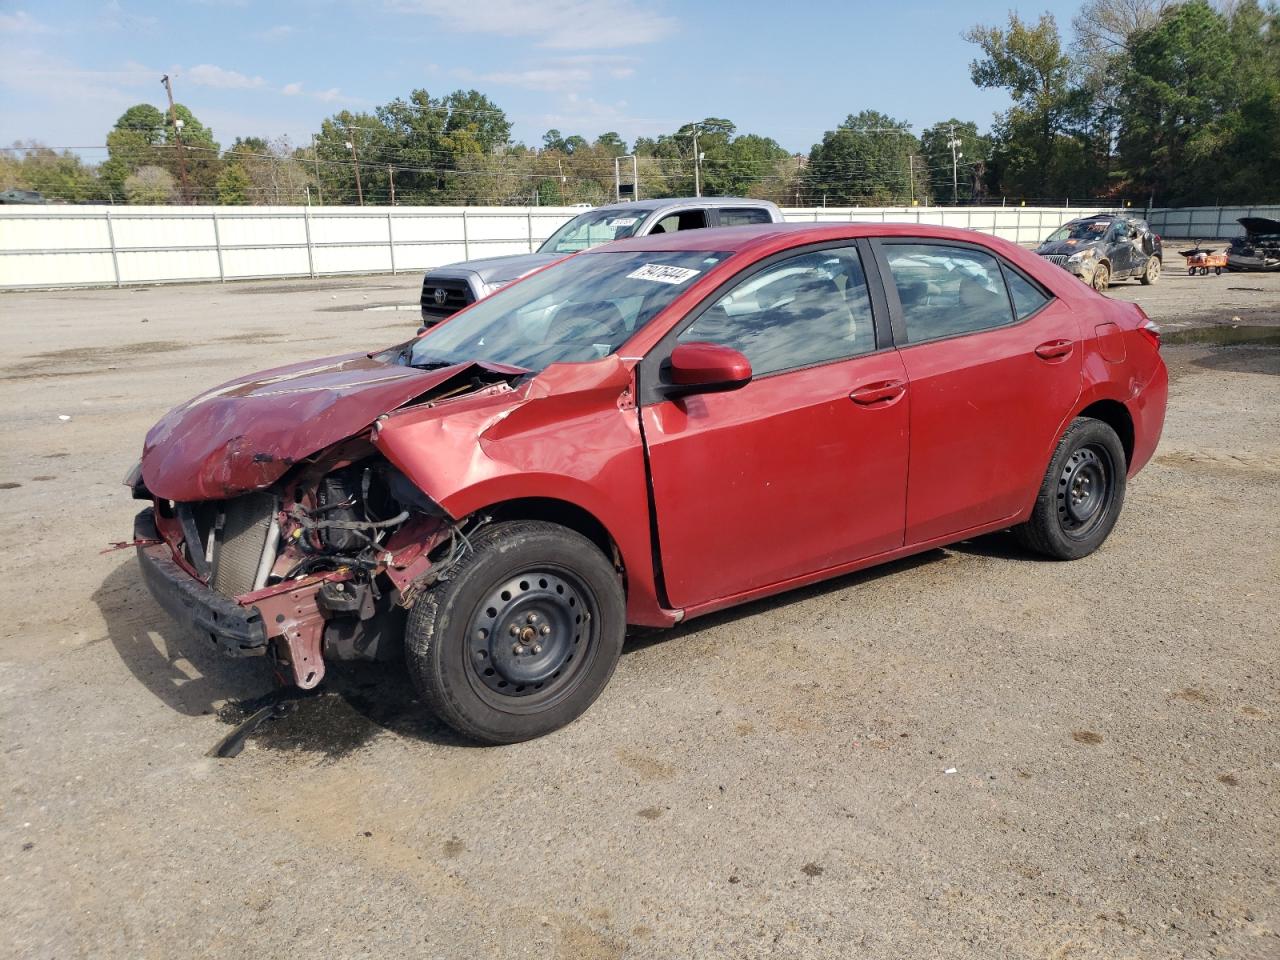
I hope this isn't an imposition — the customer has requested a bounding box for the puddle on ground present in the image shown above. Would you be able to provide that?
[1163,325,1280,346]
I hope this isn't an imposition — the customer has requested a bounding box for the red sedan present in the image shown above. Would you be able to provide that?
[130,223,1168,743]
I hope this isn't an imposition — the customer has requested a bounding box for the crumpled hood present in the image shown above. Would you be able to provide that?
[140,352,515,502]
[1036,239,1097,257]
[428,252,561,284]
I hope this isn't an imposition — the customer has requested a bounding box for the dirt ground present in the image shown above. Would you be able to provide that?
[1,261,1278,960]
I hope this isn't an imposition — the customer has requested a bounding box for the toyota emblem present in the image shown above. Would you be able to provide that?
[433,288,447,306]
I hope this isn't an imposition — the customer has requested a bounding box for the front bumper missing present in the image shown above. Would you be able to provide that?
[134,508,327,689]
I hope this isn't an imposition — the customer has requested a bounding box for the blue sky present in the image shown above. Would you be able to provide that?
[1,0,1086,158]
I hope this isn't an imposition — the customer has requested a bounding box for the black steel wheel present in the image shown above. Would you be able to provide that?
[405,520,625,744]
[1014,417,1127,560]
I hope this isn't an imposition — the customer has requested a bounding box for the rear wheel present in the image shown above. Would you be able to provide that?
[405,520,626,744]
[1091,262,1111,292]
[1014,417,1127,560]
[1140,255,1161,285]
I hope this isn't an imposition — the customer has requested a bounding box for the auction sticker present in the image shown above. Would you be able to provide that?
[608,217,638,227]
[627,263,701,284]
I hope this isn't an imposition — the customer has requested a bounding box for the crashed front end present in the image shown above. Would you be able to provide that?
[127,353,523,689]
[1227,217,1280,272]
[1035,243,1103,283]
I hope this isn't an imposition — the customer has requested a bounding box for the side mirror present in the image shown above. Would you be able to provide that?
[666,342,752,395]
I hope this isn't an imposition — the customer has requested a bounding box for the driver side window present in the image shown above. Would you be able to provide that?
[678,246,875,377]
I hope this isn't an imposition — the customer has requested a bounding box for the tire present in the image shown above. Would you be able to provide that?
[1013,417,1127,560]
[405,520,626,744]
[1140,255,1161,285]
[1187,266,1196,275]
[1091,262,1111,292]
[1214,267,1222,275]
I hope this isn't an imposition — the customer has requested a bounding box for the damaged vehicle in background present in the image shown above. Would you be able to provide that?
[129,222,1167,744]
[1034,214,1163,291]
[417,197,783,325]
[1227,217,1280,272]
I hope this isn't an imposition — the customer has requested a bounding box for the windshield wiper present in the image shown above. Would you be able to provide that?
[409,356,458,371]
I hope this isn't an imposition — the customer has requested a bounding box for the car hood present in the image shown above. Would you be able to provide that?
[140,352,523,502]
[427,252,561,284]
[1239,217,1280,238]
[1036,239,1099,256]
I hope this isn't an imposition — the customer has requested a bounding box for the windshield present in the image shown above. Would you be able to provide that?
[408,250,731,373]
[538,209,648,254]
[1047,220,1113,242]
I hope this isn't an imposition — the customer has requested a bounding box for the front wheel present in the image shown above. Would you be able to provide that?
[1140,255,1161,285]
[1014,417,1127,560]
[405,520,626,744]
[1091,263,1111,292]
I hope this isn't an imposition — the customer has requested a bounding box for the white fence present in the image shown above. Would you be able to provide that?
[1144,205,1279,240]
[0,201,1260,291]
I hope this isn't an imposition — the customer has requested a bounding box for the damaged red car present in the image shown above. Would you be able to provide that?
[129,223,1168,743]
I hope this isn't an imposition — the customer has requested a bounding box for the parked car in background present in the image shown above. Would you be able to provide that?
[131,222,1166,744]
[418,197,784,324]
[1035,214,1163,291]
[1226,216,1280,272]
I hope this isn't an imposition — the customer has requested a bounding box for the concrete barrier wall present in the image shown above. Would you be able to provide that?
[1,202,1263,290]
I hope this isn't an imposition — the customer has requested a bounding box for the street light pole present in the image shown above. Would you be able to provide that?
[160,74,191,204]
[947,124,963,205]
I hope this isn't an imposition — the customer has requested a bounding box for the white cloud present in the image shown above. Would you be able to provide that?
[0,10,51,34]
[392,0,676,49]
[456,66,591,94]
[253,24,296,41]
[185,63,265,89]
[313,87,343,103]
[281,81,304,96]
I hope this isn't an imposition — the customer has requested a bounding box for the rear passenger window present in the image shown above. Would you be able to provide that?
[718,208,772,226]
[883,244,1014,343]
[1004,267,1050,319]
[678,246,875,376]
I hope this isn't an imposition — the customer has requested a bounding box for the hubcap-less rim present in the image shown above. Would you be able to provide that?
[1093,267,1109,291]
[1147,257,1161,281]
[465,568,596,712]
[1056,445,1114,540]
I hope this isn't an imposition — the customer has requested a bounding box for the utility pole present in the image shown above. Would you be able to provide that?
[160,74,191,204]
[344,128,364,206]
[908,154,915,205]
[311,133,324,205]
[388,164,395,205]
[947,124,963,205]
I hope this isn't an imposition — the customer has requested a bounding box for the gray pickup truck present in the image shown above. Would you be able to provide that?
[419,197,784,324]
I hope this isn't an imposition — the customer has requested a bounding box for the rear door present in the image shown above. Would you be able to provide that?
[640,242,909,609]
[873,239,1082,545]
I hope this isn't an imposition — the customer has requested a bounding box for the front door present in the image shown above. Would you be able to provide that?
[874,240,1083,545]
[640,244,910,609]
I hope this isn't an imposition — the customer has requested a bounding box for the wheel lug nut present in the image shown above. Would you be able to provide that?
[513,644,525,655]
[527,613,538,624]
[531,644,542,655]
[539,624,551,635]
[509,624,519,636]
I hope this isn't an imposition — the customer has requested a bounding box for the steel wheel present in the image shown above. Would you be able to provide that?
[1141,255,1161,285]
[465,567,597,712]
[1056,444,1115,541]
[1091,263,1111,291]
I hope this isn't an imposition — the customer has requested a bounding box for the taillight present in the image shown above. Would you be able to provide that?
[1138,319,1161,350]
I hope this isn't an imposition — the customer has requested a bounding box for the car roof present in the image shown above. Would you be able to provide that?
[589,196,780,215]
[585,221,1003,255]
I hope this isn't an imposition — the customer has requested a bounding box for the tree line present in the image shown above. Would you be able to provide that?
[1,0,1275,208]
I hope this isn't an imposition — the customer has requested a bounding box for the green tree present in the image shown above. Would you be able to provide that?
[919,120,988,203]
[964,13,1077,198]
[806,110,919,204]
[216,163,251,204]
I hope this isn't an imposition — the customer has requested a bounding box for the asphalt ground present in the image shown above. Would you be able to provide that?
[1,260,1278,959]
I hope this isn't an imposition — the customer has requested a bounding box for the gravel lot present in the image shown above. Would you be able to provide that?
[2,262,1278,960]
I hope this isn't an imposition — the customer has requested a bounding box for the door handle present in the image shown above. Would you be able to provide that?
[850,380,906,405]
[1035,339,1074,360]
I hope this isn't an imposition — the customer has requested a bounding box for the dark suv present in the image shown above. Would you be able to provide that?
[1035,214,1163,291]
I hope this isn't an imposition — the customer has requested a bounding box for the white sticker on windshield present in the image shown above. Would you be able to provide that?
[627,263,701,285]
[608,217,638,227]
